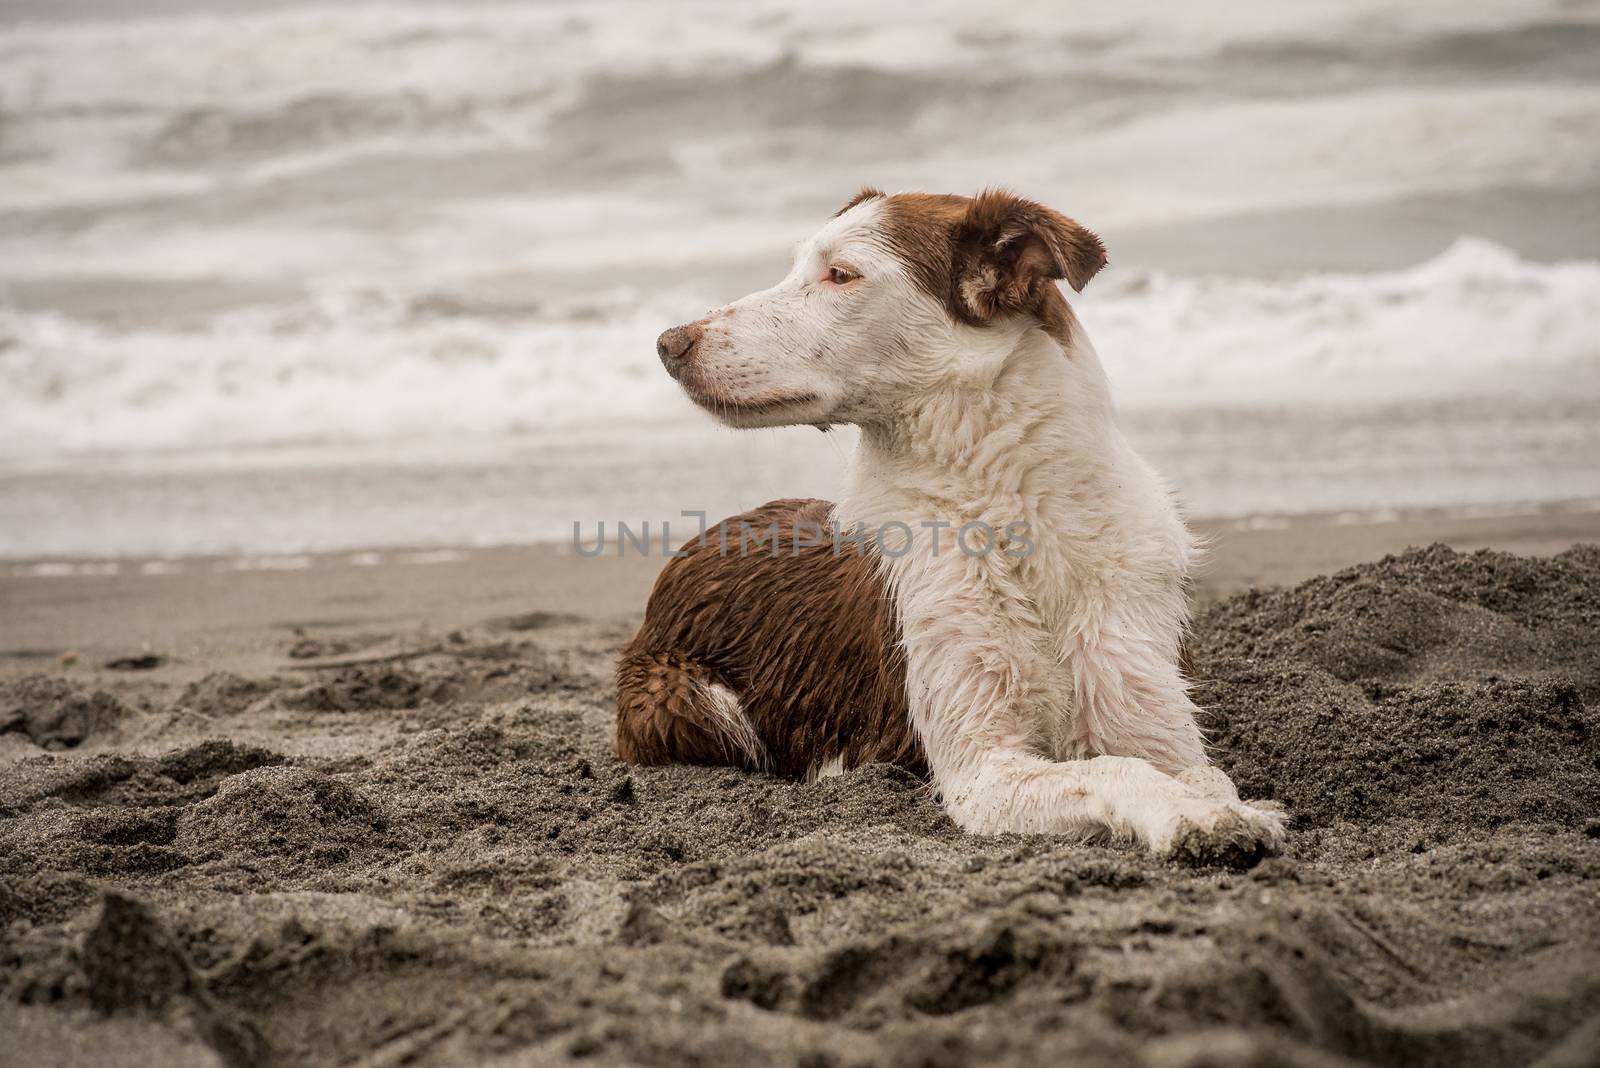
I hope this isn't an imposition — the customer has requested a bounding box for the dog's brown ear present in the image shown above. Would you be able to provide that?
[952,189,1106,320]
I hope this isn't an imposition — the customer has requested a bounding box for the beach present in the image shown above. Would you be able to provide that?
[4,0,1600,1063]
[3,510,1598,1067]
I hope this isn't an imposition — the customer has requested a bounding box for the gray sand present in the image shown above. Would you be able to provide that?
[2,544,1598,1067]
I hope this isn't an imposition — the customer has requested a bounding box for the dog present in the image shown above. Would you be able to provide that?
[615,188,1286,864]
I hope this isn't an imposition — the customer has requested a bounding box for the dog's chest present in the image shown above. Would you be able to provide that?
[882,529,1089,757]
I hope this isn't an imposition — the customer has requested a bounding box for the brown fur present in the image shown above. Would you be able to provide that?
[878,189,1105,340]
[1035,286,1084,352]
[957,188,1106,297]
[616,499,923,779]
[615,652,752,767]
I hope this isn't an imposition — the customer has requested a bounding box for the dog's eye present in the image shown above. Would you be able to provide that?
[827,267,859,285]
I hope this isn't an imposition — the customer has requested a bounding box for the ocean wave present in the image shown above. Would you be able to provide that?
[1,239,1594,467]
[4,0,1597,217]
[0,286,683,464]
[1083,237,1600,402]
[6,0,1588,112]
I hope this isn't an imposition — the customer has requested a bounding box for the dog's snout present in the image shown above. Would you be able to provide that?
[656,324,701,378]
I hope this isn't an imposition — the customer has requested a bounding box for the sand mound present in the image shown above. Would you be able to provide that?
[1193,545,1600,828]
[1,676,134,749]
[0,739,285,815]
[277,669,432,714]
[272,642,579,716]
[2,546,1598,1067]
[176,767,391,871]
[1196,543,1600,694]
[168,674,281,720]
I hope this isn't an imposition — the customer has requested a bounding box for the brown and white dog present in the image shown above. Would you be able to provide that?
[616,188,1287,863]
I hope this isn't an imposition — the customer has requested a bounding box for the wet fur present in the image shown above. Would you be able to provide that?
[617,189,1287,863]
[617,500,921,780]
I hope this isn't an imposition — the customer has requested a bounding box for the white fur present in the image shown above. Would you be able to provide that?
[807,754,847,783]
[683,196,1287,860]
[694,678,768,770]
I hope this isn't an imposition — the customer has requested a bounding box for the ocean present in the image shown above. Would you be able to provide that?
[2,0,1598,558]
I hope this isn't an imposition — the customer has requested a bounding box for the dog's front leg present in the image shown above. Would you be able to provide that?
[1058,614,1291,825]
[917,693,1286,863]
[898,570,1285,862]
[1059,619,1210,776]
[941,747,1282,864]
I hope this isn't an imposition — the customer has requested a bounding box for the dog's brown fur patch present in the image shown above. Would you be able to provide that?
[616,499,922,779]
[958,188,1106,297]
[879,189,1104,343]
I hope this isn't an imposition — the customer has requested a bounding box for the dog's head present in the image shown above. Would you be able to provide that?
[656,188,1105,428]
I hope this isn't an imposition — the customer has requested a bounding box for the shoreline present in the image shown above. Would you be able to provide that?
[5,503,1598,679]
[8,495,1599,572]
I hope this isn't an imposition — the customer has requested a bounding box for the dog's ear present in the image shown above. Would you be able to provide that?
[952,189,1106,320]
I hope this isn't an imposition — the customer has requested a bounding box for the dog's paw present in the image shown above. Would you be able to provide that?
[1175,765,1240,802]
[1241,798,1288,816]
[1157,800,1288,870]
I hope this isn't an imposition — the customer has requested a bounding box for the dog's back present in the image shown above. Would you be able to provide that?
[616,498,923,779]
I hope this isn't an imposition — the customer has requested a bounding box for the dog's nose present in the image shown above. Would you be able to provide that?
[656,324,699,379]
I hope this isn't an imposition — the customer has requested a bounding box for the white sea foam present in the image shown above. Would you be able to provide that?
[1084,238,1600,404]
[1,239,1593,467]
[0,287,674,463]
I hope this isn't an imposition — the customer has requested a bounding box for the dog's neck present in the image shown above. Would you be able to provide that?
[839,321,1126,525]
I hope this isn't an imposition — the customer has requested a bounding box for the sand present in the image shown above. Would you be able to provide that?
[2,516,1599,1067]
